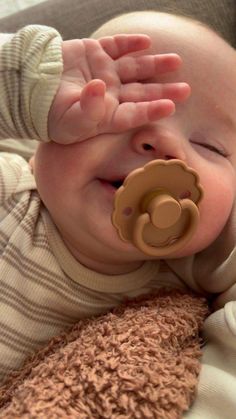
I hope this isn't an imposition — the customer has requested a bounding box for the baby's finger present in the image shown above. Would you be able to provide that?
[99,34,151,59]
[80,79,106,121]
[112,99,175,131]
[117,54,182,83]
[120,82,191,103]
[50,80,106,144]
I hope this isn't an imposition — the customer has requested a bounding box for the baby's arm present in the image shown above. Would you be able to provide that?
[0,25,190,145]
[0,25,63,141]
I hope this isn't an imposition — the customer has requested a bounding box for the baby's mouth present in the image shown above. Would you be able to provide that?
[99,178,124,192]
[110,179,124,189]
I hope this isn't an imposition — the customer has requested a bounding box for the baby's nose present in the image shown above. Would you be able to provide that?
[131,126,186,161]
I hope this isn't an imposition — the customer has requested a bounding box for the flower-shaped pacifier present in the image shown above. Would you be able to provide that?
[112,159,203,257]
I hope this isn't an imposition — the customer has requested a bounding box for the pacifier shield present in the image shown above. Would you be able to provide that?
[112,159,203,257]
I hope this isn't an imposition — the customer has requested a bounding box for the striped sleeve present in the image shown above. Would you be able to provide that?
[0,25,63,141]
[0,153,36,209]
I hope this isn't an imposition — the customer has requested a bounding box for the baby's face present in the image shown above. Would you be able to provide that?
[34,13,236,274]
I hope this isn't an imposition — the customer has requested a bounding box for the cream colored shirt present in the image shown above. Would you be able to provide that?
[1,25,236,418]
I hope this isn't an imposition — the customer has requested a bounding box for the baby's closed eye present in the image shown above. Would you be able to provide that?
[190,132,228,157]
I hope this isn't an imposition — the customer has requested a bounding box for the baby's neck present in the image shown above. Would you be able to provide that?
[79,256,143,275]
[64,239,143,275]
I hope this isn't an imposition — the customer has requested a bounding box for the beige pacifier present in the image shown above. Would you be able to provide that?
[112,159,203,257]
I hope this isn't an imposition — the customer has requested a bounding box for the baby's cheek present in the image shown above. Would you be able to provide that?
[200,191,233,245]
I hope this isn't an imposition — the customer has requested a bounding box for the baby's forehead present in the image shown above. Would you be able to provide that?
[93,11,230,57]
[93,12,206,39]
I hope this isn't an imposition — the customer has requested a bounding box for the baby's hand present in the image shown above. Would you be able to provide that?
[48,35,190,144]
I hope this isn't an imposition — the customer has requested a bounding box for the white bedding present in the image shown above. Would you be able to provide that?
[0,0,45,19]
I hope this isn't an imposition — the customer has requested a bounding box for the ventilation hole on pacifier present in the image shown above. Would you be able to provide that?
[123,207,133,216]
[179,190,191,199]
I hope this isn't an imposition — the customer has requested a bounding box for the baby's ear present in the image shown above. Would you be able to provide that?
[29,155,35,173]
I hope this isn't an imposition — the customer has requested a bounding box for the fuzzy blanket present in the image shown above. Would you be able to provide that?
[0,290,208,419]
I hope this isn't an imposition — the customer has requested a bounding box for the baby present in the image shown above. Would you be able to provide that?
[1,11,236,416]
[0,21,189,383]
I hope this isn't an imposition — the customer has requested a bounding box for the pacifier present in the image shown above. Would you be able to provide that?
[112,159,203,257]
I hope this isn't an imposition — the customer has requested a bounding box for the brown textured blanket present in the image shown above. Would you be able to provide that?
[0,290,208,418]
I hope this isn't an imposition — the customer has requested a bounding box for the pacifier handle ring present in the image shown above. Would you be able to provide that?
[133,199,199,257]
